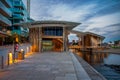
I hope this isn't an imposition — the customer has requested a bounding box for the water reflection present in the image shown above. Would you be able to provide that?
[74,50,120,80]
[104,54,120,65]
[76,51,120,66]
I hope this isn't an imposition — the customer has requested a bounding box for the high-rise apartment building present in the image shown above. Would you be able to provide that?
[0,0,31,45]
[11,0,29,37]
[0,0,12,45]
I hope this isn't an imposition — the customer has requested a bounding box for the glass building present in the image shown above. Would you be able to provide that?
[0,0,31,45]
[0,0,12,45]
[11,0,30,37]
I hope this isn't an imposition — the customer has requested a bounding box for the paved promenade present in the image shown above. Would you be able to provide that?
[0,52,91,80]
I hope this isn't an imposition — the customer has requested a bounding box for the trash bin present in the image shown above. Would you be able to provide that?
[17,51,25,60]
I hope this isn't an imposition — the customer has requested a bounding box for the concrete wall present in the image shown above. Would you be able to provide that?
[0,44,31,69]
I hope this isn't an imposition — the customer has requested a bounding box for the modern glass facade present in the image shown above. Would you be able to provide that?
[0,0,31,45]
[11,0,30,37]
[43,27,63,36]
[0,1,12,26]
[0,0,12,45]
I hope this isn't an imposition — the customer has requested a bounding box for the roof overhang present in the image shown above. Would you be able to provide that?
[14,20,81,30]
[69,30,85,36]
[85,32,105,40]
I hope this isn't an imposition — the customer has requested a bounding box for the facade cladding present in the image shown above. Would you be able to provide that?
[0,0,30,37]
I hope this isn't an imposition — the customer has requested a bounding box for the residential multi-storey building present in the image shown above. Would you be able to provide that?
[0,0,12,45]
[11,0,29,38]
[0,0,31,45]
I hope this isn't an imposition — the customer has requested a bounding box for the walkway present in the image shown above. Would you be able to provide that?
[0,52,91,80]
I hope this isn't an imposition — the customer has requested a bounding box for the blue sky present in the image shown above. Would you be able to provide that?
[23,0,120,42]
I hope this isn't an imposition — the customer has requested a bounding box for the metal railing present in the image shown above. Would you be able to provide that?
[13,2,25,10]
[13,8,24,15]
[13,14,24,20]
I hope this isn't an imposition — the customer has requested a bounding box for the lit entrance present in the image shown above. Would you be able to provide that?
[42,38,63,52]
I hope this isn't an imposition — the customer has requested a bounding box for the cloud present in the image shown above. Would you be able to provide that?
[48,3,97,21]
[24,0,120,42]
[83,12,120,32]
[30,1,97,21]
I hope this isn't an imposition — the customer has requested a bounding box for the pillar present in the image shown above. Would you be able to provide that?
[29,28,38,52]
[38,27,42,52]
[81,35,85,49]
[63,27,68,52]
[77,35,81,46]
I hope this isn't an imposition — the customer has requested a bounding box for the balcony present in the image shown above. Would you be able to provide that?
[13,8,24,15]
[1,0,12,8]
[0,1,12,17]
[13,2,25,10]
[13,14,24,20]
[0,14,12,26]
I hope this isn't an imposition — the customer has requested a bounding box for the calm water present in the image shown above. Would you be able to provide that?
[76,51,120,80]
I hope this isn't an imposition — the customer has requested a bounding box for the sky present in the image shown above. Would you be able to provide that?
[23,0,120,42]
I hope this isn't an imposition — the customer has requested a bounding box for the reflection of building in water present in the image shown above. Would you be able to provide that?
[76,51,109,65]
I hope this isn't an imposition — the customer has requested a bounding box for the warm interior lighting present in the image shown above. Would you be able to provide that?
[25,46,33,58]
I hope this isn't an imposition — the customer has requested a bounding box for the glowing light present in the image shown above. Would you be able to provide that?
[21,49,24,52]
[27,47,29,53]
[16,37,19,42]
[8,52,13,64]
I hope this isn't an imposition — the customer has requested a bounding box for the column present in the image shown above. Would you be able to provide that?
[38,27,42,52]
[81,35,85,49]
[36,27,39,52]
[99,37,101,47]
[63,27,68,52]
[29,28,34,51]
[76,35,81,46]
[66,32,69,51]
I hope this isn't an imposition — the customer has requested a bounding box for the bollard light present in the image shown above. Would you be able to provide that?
[21,49,24,52]
[8,52,13,65]
[19,49,25,60]
[27,47,29,53]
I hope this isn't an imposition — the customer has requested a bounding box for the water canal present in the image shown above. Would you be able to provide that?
[75,51,120,80]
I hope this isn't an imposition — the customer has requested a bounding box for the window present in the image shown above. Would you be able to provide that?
[43,27,63,36]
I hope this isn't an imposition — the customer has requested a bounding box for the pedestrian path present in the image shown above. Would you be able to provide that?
[0,52,91,80]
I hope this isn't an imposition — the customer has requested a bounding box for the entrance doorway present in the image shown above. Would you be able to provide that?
[42,38,63,52]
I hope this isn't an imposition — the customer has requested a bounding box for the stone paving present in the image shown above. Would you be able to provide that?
[0,52,75,80]
[0,52,91,80]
